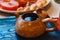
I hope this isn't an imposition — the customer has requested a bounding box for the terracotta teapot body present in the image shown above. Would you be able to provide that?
[15,10,56,38]
[16,13,46,38]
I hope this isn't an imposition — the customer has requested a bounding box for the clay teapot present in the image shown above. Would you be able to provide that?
[15,10,57,38]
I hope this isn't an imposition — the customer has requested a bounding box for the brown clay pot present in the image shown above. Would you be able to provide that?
[15,10,56,38]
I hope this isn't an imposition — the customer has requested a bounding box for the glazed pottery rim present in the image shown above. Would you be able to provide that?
[21,12,41,22]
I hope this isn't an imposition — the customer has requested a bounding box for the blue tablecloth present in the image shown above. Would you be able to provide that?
[0,16,60,40]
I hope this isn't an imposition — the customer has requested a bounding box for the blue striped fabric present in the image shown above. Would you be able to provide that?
[0,16,17,40]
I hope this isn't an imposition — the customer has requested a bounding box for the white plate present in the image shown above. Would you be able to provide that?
[0,0,51,13]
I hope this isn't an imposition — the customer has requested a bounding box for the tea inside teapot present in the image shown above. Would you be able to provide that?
[22,13,39,21]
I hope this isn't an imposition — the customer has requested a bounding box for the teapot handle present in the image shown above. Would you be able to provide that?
[42,18,58,31]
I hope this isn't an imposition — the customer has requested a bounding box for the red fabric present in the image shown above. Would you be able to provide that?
[57,18,60,30]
